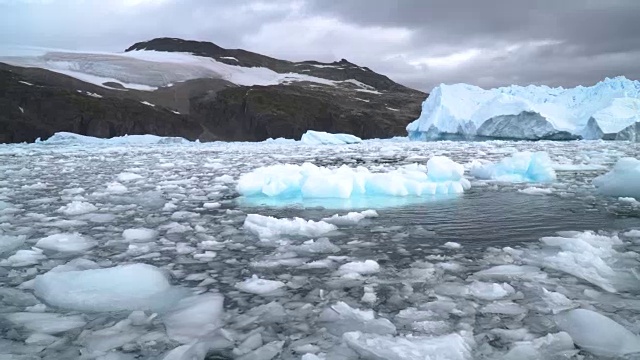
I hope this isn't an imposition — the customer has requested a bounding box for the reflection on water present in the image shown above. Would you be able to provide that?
[236,193,460,210]
[240,188,638,250]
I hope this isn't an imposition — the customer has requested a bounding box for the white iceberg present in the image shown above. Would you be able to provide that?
[593,157,640,198]
[237,157,471,208]
[407,77,640,141]
[300,130,362,145]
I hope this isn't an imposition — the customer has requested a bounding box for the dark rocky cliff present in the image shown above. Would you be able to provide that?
[1,38,426,143]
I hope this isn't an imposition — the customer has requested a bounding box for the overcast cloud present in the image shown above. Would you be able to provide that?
[1,0,639,91]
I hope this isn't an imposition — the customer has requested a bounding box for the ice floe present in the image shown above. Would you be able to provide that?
[556,308,640,357]
[300,130,363,145]
[35,232,97,252]
[243,214,337,240]
[33,263,185,311]
[235,275,286,295]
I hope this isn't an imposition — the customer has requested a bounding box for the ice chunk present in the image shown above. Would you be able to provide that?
[4,312,86,334]
[203,202,221,209]
[343,331,473,360]
[518,187,553,195]
[473,265,547,281]
[33,263,184,312]
[117,172,143,182]
[502,332,576,360]
[481,301,526,315]
[469,151,556,182]
[162,341,209,360]
[443,241,461,249]
[0,248,46,267]
[106,182,128,194]
[300,130,362,145]
[243,214,337,240]
[163,293,224,343]
[25,333,59,346]
[290,238,340,255]
[122,228,157,243]
[556,308,640,357]
[57,201,98,215]
[35,232,97,252]
[235,275,285,295]
[0,234,26,255]
[321,210,378,226]
[337,260,380,276]
[80,318,146,353]
[406,77,640,141]
[624,229,640,237]
[467,281,515,300]
[522,231,633,293]
[236,340,284,360]
[319,302,396,336]
[540,288,576,314]
[593,157,640,198]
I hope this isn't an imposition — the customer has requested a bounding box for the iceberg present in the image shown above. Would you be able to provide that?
[300,130,362,145]
[236,157,471,209]
[469,151,556,182]
[407,77,640,141]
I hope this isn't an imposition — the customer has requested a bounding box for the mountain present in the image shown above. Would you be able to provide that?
[407,77,640,142]
[0,38,425,143]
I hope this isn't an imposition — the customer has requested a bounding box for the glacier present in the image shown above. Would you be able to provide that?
[407,76,640,141]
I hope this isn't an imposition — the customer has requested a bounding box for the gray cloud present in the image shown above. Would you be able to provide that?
[1,0,639,91]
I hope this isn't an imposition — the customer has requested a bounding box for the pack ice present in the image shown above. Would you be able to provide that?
[407,76,640,141]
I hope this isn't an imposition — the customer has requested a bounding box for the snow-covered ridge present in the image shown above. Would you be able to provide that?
[407,77,640,141]
[0,48,381,92]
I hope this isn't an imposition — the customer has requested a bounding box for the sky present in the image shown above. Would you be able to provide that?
[1,0,639,92]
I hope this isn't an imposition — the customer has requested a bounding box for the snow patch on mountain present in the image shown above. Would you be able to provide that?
[0,49,382,92]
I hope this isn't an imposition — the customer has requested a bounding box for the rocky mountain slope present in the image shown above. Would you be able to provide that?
[0,38,426,143]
